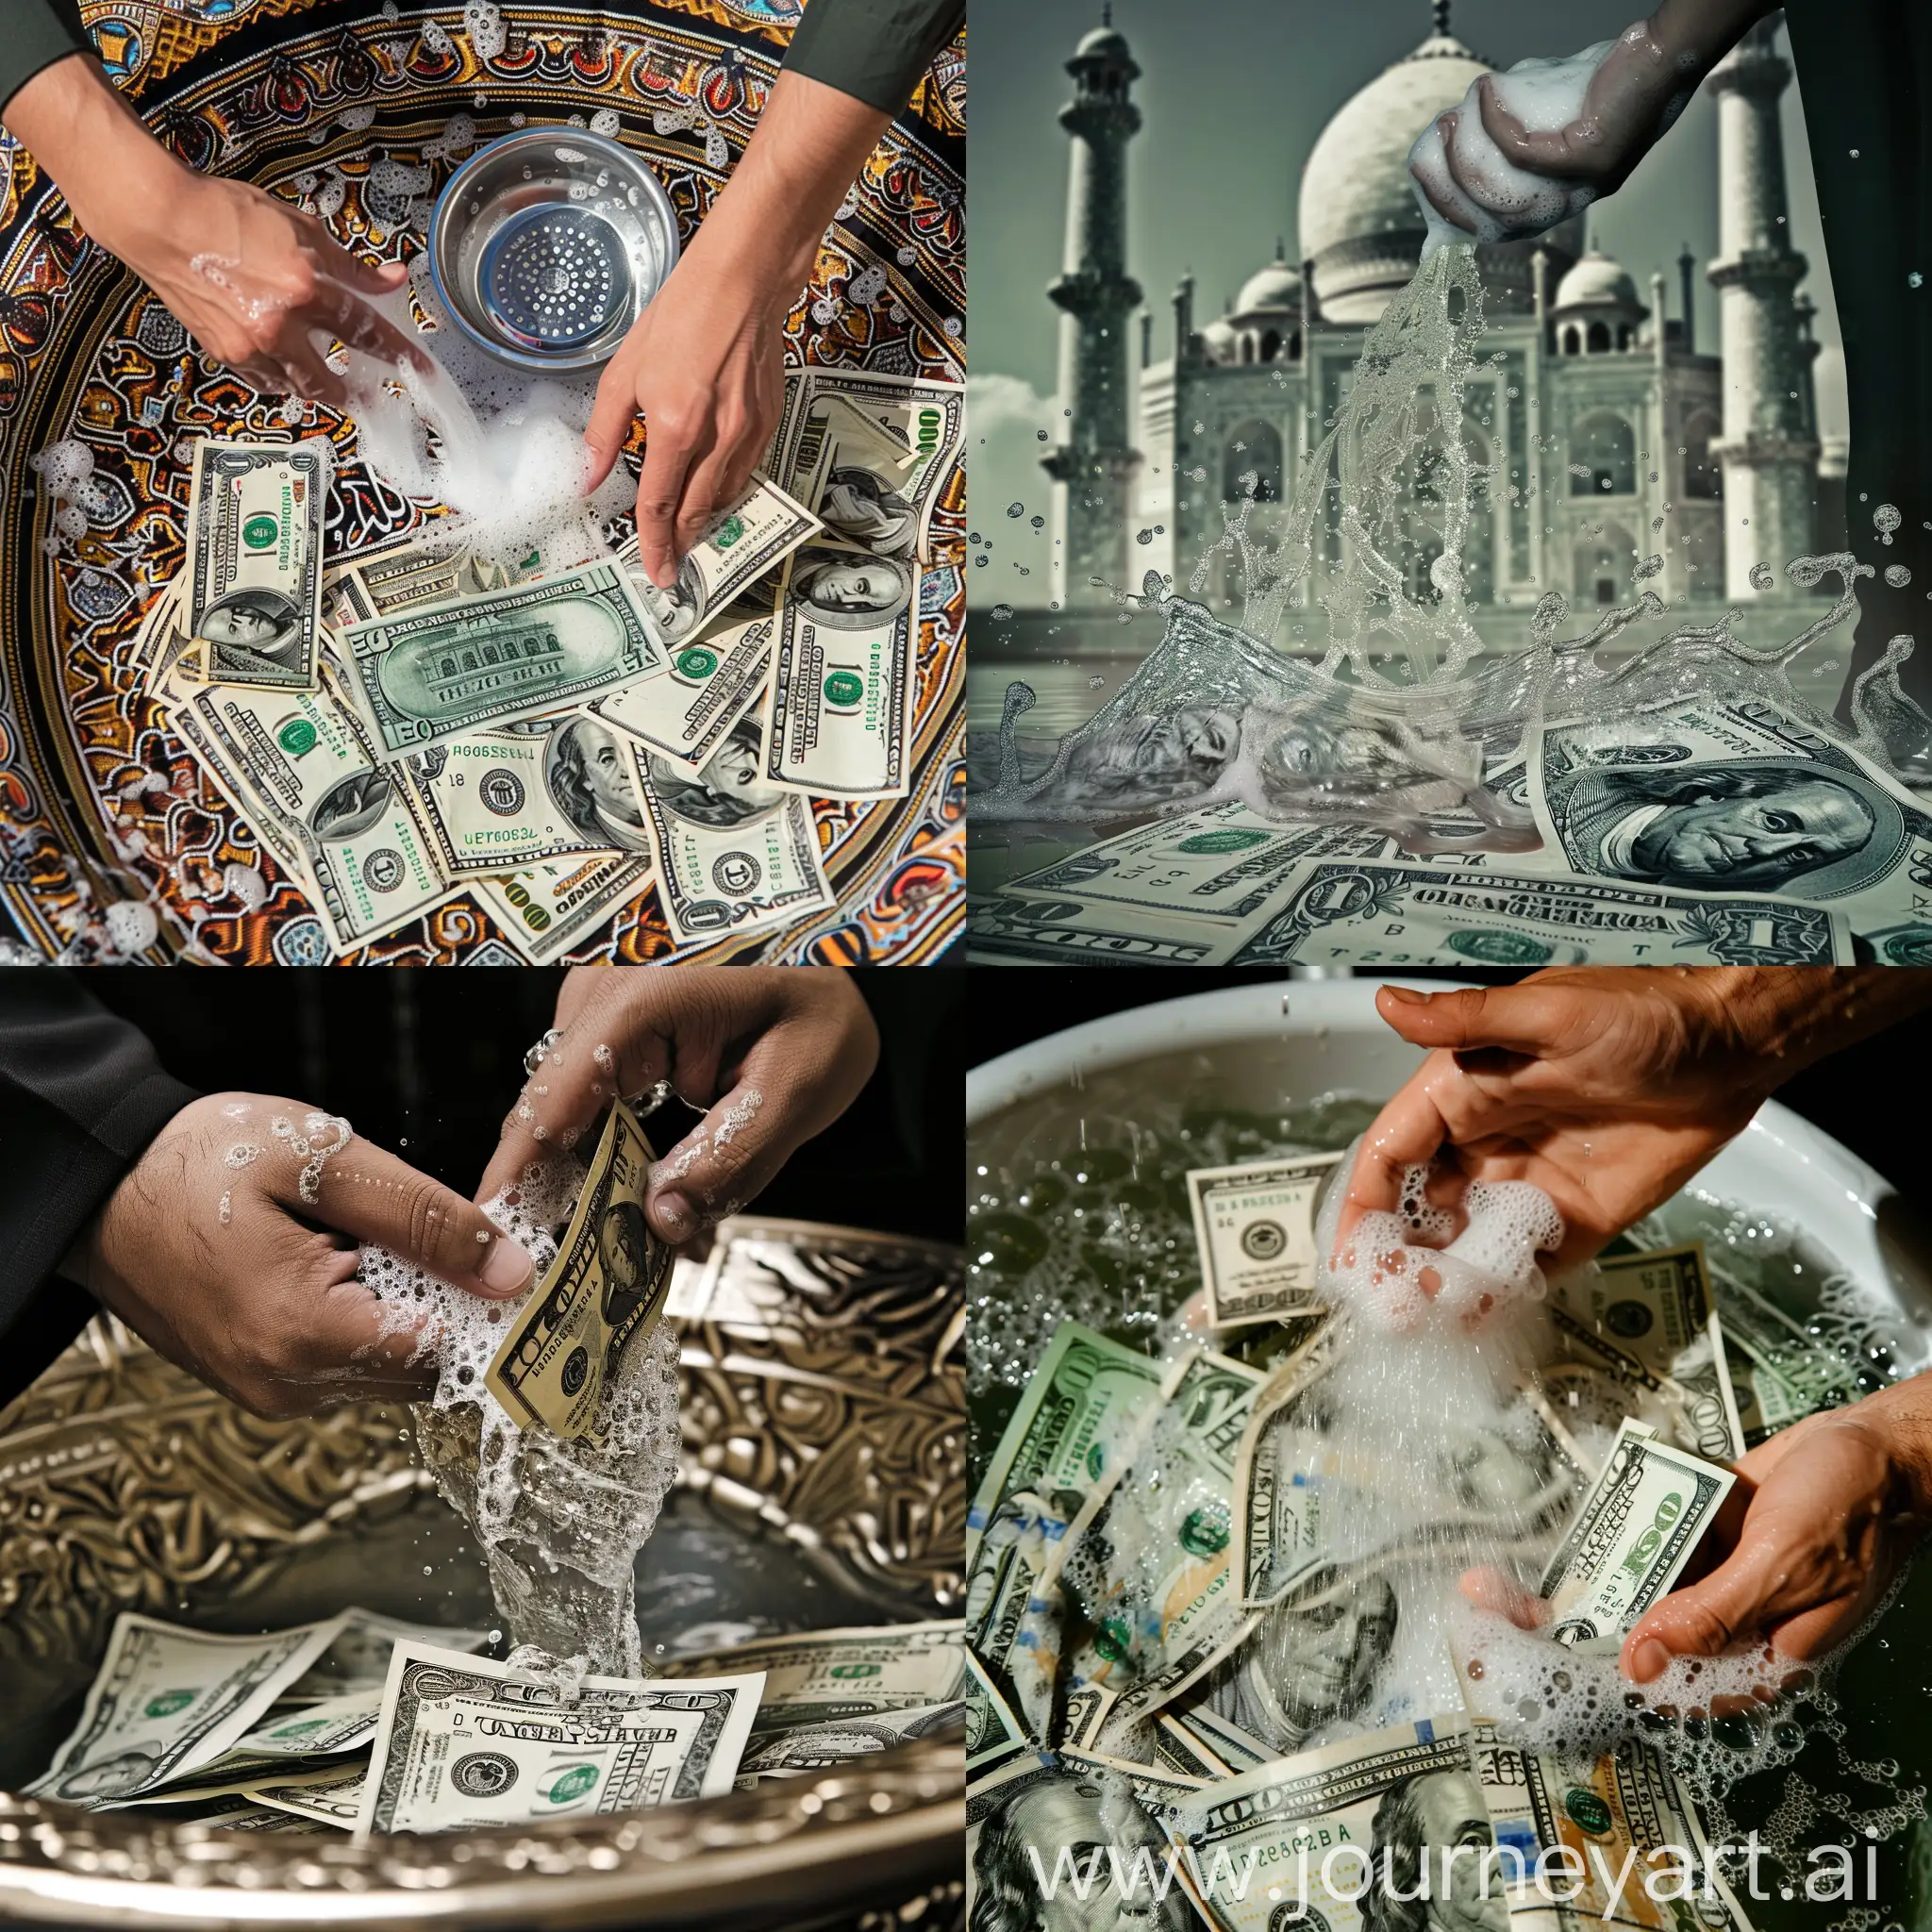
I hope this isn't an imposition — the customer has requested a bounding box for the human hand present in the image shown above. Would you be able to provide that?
[1622,1392,1932,1676]
[67,1092,536,1419]
[583,252,788,589]
[478,966,879,1243]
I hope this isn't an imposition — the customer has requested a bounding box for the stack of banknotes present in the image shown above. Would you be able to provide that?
[29,1607,966,1834]
[963,1149,1869,1930]
[136,367,961,960]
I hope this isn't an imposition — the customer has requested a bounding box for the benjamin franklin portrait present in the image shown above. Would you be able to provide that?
[1052,705,1244,812]
[309,767,393,842]
[971,1766,1196,1932]
[1548,758,1906,897]
[820,465,918,558]
[545,718,651,854]
[596,1198,654,1333]
[638,554,708,645]
[791,550,915,628]
[646,721,781,830]
[196,585,305,671]
[1359,1766,1508,1932]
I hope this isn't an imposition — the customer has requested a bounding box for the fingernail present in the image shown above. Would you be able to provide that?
[478,1234,535,1297]
[1628,1639,1672,1683]
[654,1191,693,1238]
[1381,985,1428,1005]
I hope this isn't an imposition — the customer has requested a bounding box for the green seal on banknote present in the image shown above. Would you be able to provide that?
[1447,930,1554,966]
[1092,1619,1131,1664]
[545,1764,600,1803]
[714,515,744,549]
[1176,830,1269,855]
[1178,1507,1229,1557]
[675,645,720,680]
[824,670,865,708]
[278,720,318,756]
[144,1690,194,1718]
[1565,1787,1613,1835]
[242,514,279,550]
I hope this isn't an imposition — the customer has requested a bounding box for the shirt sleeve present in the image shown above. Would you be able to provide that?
[0,977,197,1407]
[0,0,91,120]
[781,0,966,116]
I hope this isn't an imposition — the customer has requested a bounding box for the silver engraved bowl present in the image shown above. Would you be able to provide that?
[428,128,681,373]
[0,1221,964,1930]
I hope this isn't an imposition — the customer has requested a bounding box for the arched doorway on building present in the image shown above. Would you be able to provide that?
[1573,522,1640,605]
[1570,412,1637,496]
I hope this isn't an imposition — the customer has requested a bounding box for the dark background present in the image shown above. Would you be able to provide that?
[82,969,965,1243]
[968,968,1932,1185]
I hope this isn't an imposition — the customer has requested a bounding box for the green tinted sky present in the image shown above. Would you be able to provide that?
[969,1,1844,561]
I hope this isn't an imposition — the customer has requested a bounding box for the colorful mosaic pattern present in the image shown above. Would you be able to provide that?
[0,2,965,963]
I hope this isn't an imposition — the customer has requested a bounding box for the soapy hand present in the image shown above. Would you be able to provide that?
[66,1093,535,1419]
[479,966,879,1243]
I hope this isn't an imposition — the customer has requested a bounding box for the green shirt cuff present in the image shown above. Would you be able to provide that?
[783,0,966,115]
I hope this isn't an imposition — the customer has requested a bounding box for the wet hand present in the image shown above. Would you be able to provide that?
[479,966,878,1244]
[67,1093,535,1419]
[1623,1394,1932,1676]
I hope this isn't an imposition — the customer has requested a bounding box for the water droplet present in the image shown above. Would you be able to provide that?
[1749,562,1775,591]
[1886,564,1913,589]
[1007,502,1024,518]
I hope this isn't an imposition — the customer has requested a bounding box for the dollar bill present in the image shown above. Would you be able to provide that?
[774,370,964,563]
[1711,1265,1863,1446]
[186,438,327,691]
[663,1622,966,1728]
[328,534,549,625]
[1186,1153,1344,1327]
[474,853,652,963]
[122,1758,359,1809]
[1538,1418,1736,1652]
[589,594,777,776]
[246,1760,369,1830]
[406,714,656,876]
[1470,1722,1756,1932]
[166,671,458,953]
[484,1096,670,1440]
[761,544,917,800]
[638,740,835,945]
[25,1612,345,1806]
[175,1690,385,1788]
[735,1701,963,1782]
[1048,1350,1267,1737]
[964,1649,1031,1779]
[356,1641,763,1835]
[612,475,820,649]
[967,1324,1167,1724]
[1169,1703,1273,1774]
[277,1609,491,1706]
[968,889,1256,968]
[338,559,667,757]
[1550,1246,1746,1465]
[1528,690,1929,941]
[204,1801,334,1834]
[1159,1717,1485,1932]
[1155,1715,1236,1782]
[133,578,196,694]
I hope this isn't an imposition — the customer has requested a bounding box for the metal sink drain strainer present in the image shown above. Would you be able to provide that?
[430,128,680,372]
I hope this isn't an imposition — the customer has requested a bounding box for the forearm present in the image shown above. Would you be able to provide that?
[685,70,891,316]
[1692,968,1932,1084]
[1,51,187,259]
[1645,0,1783,70]
[1844,1374,1932,1520]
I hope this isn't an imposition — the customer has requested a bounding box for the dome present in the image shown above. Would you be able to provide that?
[1298,32,1490,323]
[1553,249,1643,311]
[1232,258,1303,317]
[1074,25,1133,63]
[1202,315,1239,354]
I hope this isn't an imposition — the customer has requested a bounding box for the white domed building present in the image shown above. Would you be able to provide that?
[1074,8,1836,633]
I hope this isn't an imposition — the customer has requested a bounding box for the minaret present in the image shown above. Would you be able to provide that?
[1706,18,1819,598]
[1042,8,1143,611]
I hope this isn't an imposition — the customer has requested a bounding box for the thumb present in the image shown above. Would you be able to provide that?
[1374,983,1564,1058]
[300,1136,536,1302]
[1621,1544,1778,1683]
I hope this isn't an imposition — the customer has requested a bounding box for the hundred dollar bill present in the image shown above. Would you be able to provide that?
[202,1801,333,1834]
[1169,1703,1272,1774]
[613,475,820,648]
[736,1701,963,1782]
[485,1096,670,1440]
[26,1612,346,1806]
[774,370,964,562]
[664,1622,966,1729]
[166,672,458,953]
[1220,858,1851,970]
[638,737,835,945]
[761,544,917,800]
[1159,1717,1485,1932]
[407,714,655,876]
[173,1690,385,1788]
[475,853,652,964]
[328,533,548,625]
[1154,1714,1234,1782]
[1470,1721,1756,1932]
[356,1641,762,1835]
[1186,1153,1344,1327]
[1528,690,1930,941]
[963,1649,1030,1780]
[134,578,197,695]
[338,559,667,757]
[967,1324,1167,1724]
[245,1760,369,1830]
[1538,1418,1735,1651]
[589,594,777,776]
[186,438,327,690]
[1048,1350,1266,1736]
[1551,1245,1746,1465]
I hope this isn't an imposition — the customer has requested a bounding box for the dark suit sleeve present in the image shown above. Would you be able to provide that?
[0,1,91,119]
[0,977,196,1406]
[782,0,965,115]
